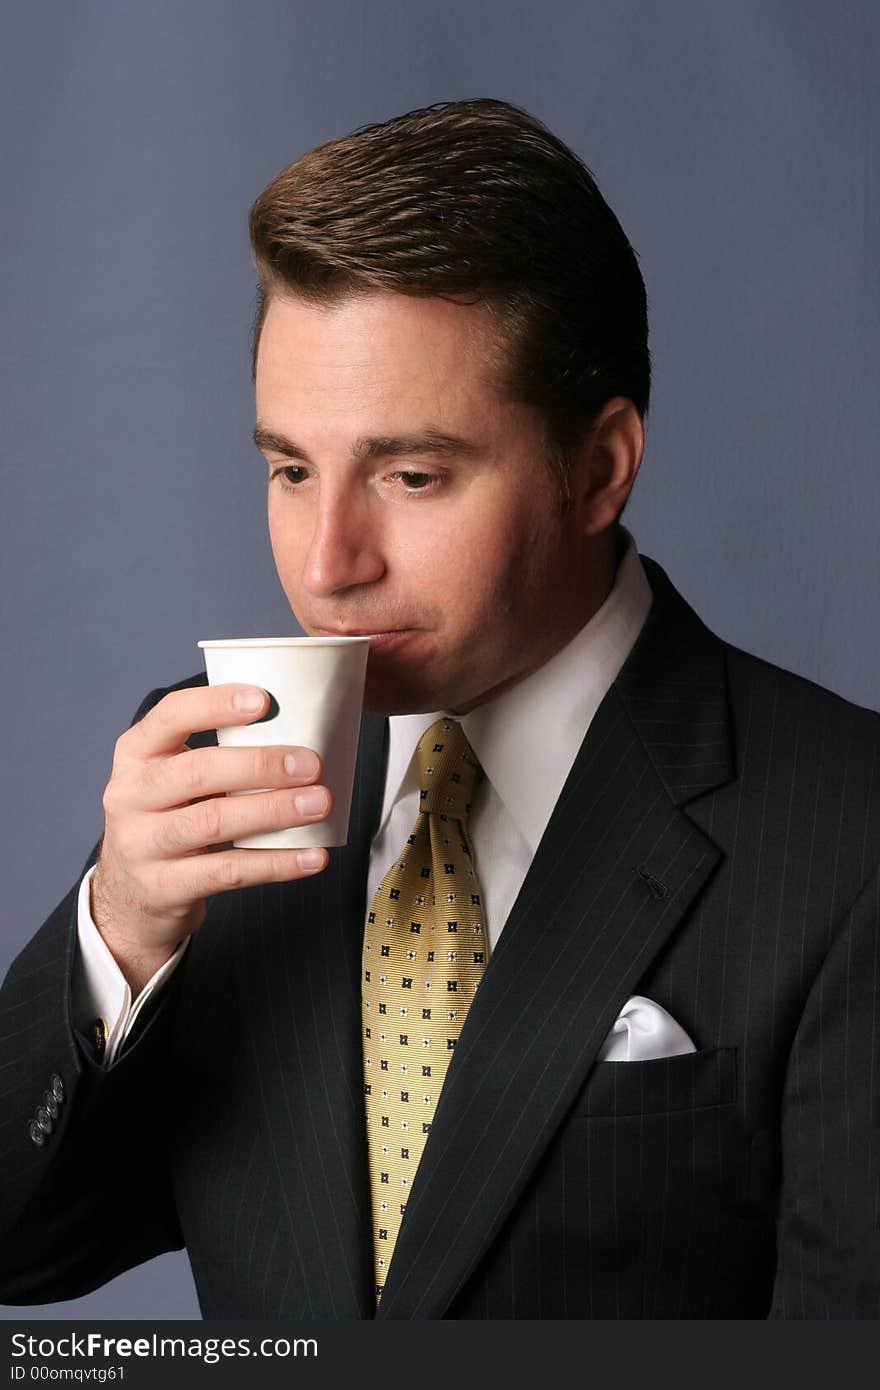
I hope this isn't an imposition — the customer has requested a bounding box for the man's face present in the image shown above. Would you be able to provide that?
[255,291,604,714]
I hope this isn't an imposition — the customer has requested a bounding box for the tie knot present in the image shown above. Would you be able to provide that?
[415,718,482,820]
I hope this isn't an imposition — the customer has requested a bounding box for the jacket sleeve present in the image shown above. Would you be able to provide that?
[0,684,187,1305]
[769,863,880,1318]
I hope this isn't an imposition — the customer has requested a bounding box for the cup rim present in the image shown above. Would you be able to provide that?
[197,636,372,649]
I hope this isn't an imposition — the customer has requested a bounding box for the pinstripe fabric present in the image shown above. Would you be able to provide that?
[1,555,878,1318]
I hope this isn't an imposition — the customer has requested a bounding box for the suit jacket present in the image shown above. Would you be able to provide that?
[1,555,879,1319]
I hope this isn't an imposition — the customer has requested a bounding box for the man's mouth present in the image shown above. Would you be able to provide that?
[313,626,414,650]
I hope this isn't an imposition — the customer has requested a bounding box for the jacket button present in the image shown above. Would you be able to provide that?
[50,1074,65,1104]
[34,1105,54,1130]
[28,1120,47,1147]
[42,1092,59,1120]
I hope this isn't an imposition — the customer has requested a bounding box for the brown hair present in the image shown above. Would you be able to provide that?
[248,97,650,509]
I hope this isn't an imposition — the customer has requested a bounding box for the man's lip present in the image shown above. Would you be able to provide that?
[314,626,410,636]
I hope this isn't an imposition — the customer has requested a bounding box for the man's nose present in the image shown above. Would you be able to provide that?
[300,491,385,598]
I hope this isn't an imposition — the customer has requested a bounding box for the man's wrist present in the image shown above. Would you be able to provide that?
[76,869,191,1066]
[89,876,185,995]
[91,926,182,997]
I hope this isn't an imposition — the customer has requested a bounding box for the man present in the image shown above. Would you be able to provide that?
[1,98,878,1319]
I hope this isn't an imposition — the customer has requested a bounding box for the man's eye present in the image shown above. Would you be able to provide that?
[274,465,307,487]
[392,471,439,491]
[271,465,441,493]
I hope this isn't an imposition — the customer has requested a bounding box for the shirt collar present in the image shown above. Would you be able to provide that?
[378,527,653,851]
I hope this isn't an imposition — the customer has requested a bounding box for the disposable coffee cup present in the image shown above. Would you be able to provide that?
[197,636,371,849]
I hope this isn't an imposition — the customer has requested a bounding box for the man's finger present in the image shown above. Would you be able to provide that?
[150,783,333,857]
[122,684,269,760]
[155,845,329,903]
[137,743,322,811]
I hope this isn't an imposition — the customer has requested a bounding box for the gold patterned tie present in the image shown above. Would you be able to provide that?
[362,718,487,1303]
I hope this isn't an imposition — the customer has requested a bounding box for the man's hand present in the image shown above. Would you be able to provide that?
[91,684,333,993]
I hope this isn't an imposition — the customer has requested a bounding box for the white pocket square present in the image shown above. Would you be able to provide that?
[597,995,696,1062]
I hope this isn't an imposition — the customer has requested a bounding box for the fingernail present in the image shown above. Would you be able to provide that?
[295,787,329,817]
[297,849,326,871]
[284,750,319,778]
[234,688,265,712]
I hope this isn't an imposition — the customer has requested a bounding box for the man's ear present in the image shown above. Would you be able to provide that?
[571,397,644,535]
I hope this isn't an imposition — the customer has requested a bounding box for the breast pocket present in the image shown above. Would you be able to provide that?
[556,1045,745,1271]
[568,1045,738,1118]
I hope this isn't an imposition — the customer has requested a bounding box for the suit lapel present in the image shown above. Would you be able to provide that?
[377,556,735,1319]
[239,708,387,1318]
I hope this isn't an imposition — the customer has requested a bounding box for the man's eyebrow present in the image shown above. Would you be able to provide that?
[252,424,485,464]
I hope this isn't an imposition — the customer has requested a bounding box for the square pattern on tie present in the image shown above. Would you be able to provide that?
[361,718,486,1302]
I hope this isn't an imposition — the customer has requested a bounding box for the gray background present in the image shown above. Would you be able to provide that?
[1,0,877,1319]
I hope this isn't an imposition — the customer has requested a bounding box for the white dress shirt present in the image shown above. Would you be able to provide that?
[73,528,653,1065]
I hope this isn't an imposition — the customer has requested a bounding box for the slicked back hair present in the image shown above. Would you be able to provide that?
[249,97,650,510]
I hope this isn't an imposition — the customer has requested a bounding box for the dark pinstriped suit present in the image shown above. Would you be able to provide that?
[1,555,879,1318]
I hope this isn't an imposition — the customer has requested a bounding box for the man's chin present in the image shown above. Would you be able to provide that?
[363,667,446,717]
[363,687,440,717]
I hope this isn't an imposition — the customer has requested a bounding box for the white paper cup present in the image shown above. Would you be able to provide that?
[197,636,370,849]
